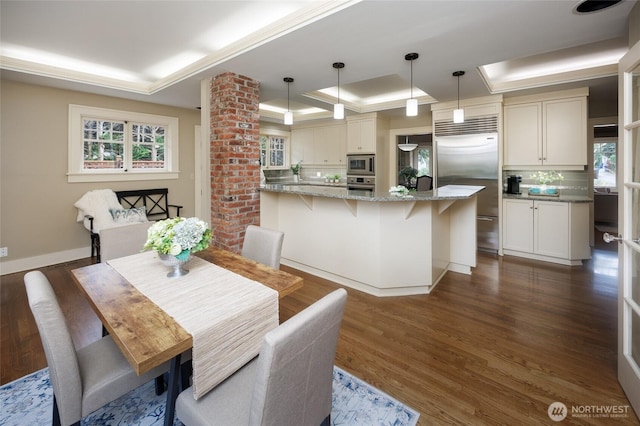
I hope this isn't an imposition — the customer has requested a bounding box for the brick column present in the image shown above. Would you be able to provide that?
[209,72,261,253]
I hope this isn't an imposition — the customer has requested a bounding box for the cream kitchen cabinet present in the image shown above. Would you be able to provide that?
[503,89,587,167]
[347,117,376,153]
[502,198,590,265]
[291,123,346,165]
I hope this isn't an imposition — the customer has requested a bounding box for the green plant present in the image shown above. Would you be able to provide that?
[399,166,418,183]
[143,217,212,260]
[290,163,301,174]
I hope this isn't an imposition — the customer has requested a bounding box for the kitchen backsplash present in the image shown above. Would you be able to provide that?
[263,166,347,184]
[502,169,588,196]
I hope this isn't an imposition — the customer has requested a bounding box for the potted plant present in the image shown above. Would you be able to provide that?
[398,166,418,188]
[291,163,301,182]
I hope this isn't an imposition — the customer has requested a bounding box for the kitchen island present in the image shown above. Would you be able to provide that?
[259,184,484,296]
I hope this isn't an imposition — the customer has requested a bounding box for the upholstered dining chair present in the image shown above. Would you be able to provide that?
[416,175,433,191]
[240,225,285,269]
[24,271,171,426]
[175,288,348,426]
[99,221,153,262]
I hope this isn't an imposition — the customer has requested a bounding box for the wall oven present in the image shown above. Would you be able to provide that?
[347,176,375,192]
[347,154,375,176]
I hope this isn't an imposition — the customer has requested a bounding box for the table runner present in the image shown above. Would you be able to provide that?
[107,251,279,399]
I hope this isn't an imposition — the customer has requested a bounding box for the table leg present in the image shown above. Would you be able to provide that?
[164,353,182,426]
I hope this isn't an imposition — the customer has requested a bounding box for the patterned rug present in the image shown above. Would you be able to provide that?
[0,366,419,426]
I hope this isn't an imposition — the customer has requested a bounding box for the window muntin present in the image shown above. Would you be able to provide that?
[69,105,178,182]
[260,131,289,169]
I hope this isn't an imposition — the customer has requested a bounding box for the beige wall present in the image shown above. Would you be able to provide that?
[0,79,200,271]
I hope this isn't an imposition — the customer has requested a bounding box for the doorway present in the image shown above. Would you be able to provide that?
[396,134,432,186]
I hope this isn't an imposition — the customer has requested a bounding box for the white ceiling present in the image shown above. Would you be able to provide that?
[1,0,635,122]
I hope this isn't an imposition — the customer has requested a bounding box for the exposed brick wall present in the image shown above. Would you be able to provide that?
[209,73,261,253]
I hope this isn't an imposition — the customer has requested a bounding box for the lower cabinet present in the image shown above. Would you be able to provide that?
[502,199,590,265]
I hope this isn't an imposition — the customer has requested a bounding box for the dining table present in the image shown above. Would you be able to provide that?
[70,246,303,426]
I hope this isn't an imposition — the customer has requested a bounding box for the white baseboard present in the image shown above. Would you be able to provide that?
[0,247,91,275]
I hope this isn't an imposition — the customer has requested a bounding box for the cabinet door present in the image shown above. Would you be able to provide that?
[502,199,534,252]
[347,118,376,153]
[291,128,314,164]
[504,103,542,166]
[314,124,347,164]
[543,97,587,166]
[534,201,569,258]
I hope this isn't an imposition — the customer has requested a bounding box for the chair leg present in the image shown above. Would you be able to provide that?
[180,359,193,391]
[52,395,61,426]
[155,374,166,395]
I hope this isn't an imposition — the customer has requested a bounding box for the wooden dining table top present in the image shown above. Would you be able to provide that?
[70,247,303,375]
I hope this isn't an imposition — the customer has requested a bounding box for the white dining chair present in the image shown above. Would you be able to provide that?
[175,288,348,426]
[99,221,153,262]
[240,225,284,269]
[24,271,171,426]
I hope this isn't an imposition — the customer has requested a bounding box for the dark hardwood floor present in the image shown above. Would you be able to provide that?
[2,230,638,425]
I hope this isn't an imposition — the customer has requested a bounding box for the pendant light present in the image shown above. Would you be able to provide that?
[452,70,465,124]
[333,62,345,120]
[398,135,418,152]
[283,77,294,125]
[405,53,419,117]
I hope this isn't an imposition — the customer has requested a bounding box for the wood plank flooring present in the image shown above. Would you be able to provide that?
[2,234,638,425]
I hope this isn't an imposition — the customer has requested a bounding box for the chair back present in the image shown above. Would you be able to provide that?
[241,225,285,269]
[100,221,153,262]
[416,175,433,191]
[249,288,347,425]
[24,271,83,426]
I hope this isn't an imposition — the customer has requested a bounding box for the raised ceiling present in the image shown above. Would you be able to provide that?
[1,0,635,121]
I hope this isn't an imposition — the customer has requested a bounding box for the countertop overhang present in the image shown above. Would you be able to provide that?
[260,184,485,202]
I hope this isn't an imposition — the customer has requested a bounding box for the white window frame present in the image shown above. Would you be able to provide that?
[68,104,179,182]
[260,129,290,170]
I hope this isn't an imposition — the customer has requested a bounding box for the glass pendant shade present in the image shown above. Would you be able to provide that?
[284,111,293,125]
[406,98,418,117]
[453,108,464,123]
[398,143,418,152]
[334,103,344,120]
[398,135,418,152]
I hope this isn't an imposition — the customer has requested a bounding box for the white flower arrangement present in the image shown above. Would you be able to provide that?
[143,217,212,260]
[530,170,564,185]
[389,185,411,196]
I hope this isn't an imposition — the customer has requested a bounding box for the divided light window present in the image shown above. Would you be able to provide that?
[260,132,289,169]
[69,105,179,182]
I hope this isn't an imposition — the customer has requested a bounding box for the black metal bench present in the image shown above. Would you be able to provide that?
[88,188,183,262]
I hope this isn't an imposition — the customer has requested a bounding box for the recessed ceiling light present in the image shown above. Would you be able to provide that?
[574,0,622,14]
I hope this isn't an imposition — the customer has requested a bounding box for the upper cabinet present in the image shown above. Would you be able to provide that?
[503,88,588,168]
[347,117,376,153]
[291,122,346,166]
[346,113,389,154]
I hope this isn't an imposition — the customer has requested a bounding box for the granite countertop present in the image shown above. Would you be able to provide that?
[502,192,593,203]
[260,184,485,202]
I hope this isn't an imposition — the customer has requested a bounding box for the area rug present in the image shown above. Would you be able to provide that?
[0,366,419,426]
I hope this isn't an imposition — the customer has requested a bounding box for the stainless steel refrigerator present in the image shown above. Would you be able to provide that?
[435,133,499,252]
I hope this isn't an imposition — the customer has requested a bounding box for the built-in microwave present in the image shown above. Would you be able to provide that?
[347,154,375,176]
